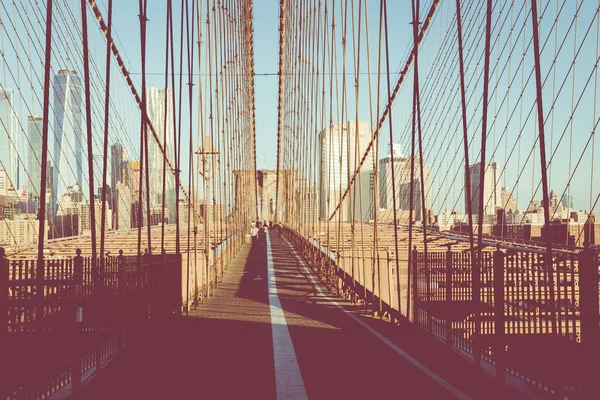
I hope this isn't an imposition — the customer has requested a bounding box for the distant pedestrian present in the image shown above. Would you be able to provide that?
[250,224,259,245]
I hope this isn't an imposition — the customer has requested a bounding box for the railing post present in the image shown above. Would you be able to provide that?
[337,253,344,298]
[493,244,506,387]
[117,250,125,350]
[412,246,419,326]
[579,242,599,398]
[162,250,168,321]
[213,245,218,293]
[0,248,8,342]
[72,248,83,394]
[386,248,392,316]
[144,250,151,325]
[425,247,432,332]
[445,245,452,347]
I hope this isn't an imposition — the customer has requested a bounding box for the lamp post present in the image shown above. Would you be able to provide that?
[195,137,219,297]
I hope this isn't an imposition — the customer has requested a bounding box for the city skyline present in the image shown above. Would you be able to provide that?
[0,89,594,239]
[0,1,597,218]
[0,75,176,242]
[0,1,597,246]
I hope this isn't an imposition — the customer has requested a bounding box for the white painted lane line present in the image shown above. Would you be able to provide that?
[281,236,472,400]
[266,231,308,400]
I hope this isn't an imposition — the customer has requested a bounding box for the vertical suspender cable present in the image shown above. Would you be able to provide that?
[184,0,196,311]
[472,0,493,365]
[99,0,113,282]
[207,0,216,291]
[382,0,402,319]
[478,0,493,246]
[137,0,146,261]
[143,0,152,255]
[202,0,210,297]
[161,1,171,252]
[454,0,476,325]
[81,0,98,290]
[215,0,223,285]
[362,0,378,311]
[165,0,176,315]
[414,0,428,296]
[36,0,53,329]
[351,0,364,304]
[138,0,151,255]
[530,0,557,335]
[81,0,101,372]
[176,0,187,308]
[275,0,286,224]
[172,0,182,256]
[408,0,417,326]
[371,0,383,313]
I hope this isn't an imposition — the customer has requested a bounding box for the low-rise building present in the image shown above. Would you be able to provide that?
[0,213,48,247]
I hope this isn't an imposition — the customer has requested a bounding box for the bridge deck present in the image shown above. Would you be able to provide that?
[80,230,522,399]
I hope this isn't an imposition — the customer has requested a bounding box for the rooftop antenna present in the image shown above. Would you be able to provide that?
[66,31,71,72]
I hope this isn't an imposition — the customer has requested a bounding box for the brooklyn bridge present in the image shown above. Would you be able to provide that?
[1,0,599,399]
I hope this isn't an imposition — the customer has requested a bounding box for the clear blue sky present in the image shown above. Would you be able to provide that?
[1,0,598,214]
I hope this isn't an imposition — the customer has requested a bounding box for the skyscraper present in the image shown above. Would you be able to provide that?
[467,162,500,216]
[320,124,348,221]
[53,69,83,211]
[146,88,176,224]
[93,154,104,172]
[27,115,43,204]
[116,181,133,230]
[0,89,19,189]
[111,142,123,192]
[319,121,374,222]
[500,187,517,212]
[561,193,574,209]
[379,156,431,221]
[111,143,124,229]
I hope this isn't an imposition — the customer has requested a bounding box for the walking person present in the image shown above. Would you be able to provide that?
[250,223,259,245]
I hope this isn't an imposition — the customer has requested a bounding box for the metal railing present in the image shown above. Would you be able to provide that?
[0,248,182,399]
[284,227,600,399]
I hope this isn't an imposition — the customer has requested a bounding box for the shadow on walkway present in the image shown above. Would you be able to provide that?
[79,230,523,400]
[79,238,277,400]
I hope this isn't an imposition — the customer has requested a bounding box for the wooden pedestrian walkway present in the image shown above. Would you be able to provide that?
[79,230,524,399]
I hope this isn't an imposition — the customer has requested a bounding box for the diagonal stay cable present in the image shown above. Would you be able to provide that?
[328,0,440,222]
[87,0,190,203]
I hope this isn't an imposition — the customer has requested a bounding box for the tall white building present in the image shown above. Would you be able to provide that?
[27,115,43,204]
[0,89,19,189]
[116,181,133,230]
[53,69,84,208]
[467,162,500,216]
[379,156,431,221]
[146,88,176,224]
[319,121,374,222]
